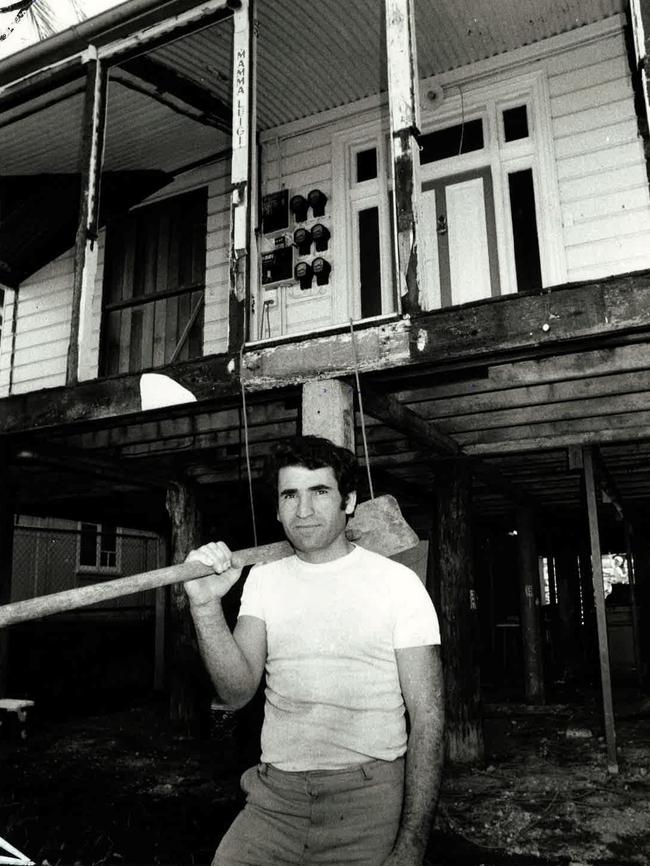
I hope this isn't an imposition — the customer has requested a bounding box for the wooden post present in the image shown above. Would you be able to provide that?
[153,535,168,692]
[583,447,618,773]
[628,0,650,149]
[228,0,256,352]
[630,523,650,688]
[165,482,204,735]
[623,522,643,689]
[302,380,355,452]
[554,542,583,683]
[385,0,422,315]
[67,50,108,385]
[429,463,483,763]
[516,507,545,704]
[0,443,14,695]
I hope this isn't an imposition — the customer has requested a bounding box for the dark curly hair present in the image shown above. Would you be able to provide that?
[266,435,359,508]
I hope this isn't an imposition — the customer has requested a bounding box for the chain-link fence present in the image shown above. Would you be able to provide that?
[11,519,162,618]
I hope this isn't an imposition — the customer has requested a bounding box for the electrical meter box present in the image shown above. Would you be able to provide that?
[261,246,293,284]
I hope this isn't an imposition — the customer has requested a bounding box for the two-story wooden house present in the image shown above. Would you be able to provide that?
[2,0,650,765]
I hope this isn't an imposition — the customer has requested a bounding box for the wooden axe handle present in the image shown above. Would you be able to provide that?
[0,495,418,628]
[0,540,292,629]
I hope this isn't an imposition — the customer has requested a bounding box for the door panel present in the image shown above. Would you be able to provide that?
[421,167,500,309]
[446,177,491,305]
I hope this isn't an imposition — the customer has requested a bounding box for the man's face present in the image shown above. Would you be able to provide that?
[276,465,357,563]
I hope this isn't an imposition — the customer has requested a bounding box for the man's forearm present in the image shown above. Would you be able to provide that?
[191,601,258,708]
[394,703,445,859]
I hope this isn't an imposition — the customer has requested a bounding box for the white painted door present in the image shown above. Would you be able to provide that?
[420,168,500,309]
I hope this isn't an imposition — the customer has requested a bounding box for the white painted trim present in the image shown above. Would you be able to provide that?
[96,0,233,60]
[532,71,568,286]
[332,119,395,321]
[244,312,400,349]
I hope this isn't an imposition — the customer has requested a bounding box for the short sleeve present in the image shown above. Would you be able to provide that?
[238,565,266,621]
[392,569,441,649]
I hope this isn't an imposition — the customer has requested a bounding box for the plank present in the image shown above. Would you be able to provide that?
[415,374,650,428]
[583,447,618,774]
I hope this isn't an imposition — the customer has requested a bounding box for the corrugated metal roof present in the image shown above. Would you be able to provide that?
[415,0,625,78]
[103,79,229,171]
[0,90,86,173]
[0,78,229,175]
[152,0,625,131]
[0,0,627,174]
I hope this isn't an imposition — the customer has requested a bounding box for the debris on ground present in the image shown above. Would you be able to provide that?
[1,694,649,866]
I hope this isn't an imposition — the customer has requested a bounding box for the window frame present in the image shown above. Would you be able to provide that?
[333,126,396,322]
[76,522,122,576]
[99,187,208,376]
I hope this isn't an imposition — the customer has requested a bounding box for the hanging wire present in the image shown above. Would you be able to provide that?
[457,83,466,156]
[349,319,375,500]
[239,343,258,546]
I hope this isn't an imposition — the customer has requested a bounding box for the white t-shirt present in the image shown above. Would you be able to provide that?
[238,545,440,771]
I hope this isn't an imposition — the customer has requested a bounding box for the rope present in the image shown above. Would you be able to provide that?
[349,319,375,499]
[239,344,258,546]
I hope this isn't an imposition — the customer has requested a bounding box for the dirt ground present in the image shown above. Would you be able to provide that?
[1,692,649,866]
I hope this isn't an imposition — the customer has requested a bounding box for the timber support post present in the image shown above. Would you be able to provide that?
[583,447,618,773]
[67,49,108,386]
[429,463,483,763]
[630,521,650,689]
[516,507,545,704]
[385,0,422,315]
[0,443,14,695]
[554,541,583,683]
[623,521,644,689]
[228,0,256,353]
[165,481,204,735]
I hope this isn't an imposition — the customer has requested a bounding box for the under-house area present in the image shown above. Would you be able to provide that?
[1,1,650,864]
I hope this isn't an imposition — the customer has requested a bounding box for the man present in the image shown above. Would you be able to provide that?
[186,435,444,866]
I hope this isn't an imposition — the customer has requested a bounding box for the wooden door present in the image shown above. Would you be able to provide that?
[420,168,500,309]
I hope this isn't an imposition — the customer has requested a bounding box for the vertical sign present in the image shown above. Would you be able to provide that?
[231,0,250,256]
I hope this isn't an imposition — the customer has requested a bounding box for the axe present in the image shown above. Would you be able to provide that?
[0,495,418,628]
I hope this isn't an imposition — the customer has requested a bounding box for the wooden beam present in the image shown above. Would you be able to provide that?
[4,270,650,434]
[96,0,238,62]
[121,56,231,132]
[359,385,538,508]
[360,386,460,456]
[67,52,108,386]
[385,0,422,314]
[0,353,237,435]
[582,446,618,774]
[12,441,171,490]
[242,270,650,388]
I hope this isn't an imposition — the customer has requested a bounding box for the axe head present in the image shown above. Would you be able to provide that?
[345,494,419,557]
